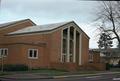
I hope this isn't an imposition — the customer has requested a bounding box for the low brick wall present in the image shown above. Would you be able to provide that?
[50,62,106,71]
[50,62,78,71]
[87,63,106,71]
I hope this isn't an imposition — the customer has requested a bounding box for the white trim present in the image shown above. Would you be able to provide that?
[79,33,82,65]
[0,49,1,58]
[28,49,38,59]
[67,27,70,62]
[73,28,76,63]
[60,28,63,62]
[73,22,89,40]
[63,26,69,30]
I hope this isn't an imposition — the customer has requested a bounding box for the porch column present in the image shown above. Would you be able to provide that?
[79,33,82,65]
[73,28,76,63]
[67,27,70,62]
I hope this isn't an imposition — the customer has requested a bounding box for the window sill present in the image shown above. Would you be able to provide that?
[28,57,38,59]
[0,56,7,58]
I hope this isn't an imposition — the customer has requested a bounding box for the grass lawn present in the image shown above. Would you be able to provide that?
[0,69,105,76]
[27,69,68,76]
[0,69,68,76]
[110,68,120,72]
[0,72,10,76]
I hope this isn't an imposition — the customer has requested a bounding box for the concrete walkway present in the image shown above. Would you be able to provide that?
[0,71,120,80]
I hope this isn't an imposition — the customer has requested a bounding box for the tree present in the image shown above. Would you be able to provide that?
[96,1,120,48]
[98,32,113,50]
[98,31,113,57]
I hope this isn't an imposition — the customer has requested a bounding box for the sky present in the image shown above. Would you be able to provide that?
[0,0,101,48]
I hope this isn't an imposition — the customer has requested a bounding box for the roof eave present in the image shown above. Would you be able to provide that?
[0,19,36,29]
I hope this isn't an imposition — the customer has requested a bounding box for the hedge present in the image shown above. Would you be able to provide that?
[0,64,28,71]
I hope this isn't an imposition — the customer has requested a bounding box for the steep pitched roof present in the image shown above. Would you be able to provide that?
[0,19,36,29]
[8,21,73,35]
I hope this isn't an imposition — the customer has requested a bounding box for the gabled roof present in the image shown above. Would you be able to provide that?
[0,19,36,29]
[6,20,89,39]
[8,21,73,35]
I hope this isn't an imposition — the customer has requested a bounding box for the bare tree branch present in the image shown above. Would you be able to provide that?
[95,1,120,48]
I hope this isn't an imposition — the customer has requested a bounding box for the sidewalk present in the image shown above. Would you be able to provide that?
[0,71,120,80]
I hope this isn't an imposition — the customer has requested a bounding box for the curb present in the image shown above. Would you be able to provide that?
[0,76,54,80]
[53,72,120,79]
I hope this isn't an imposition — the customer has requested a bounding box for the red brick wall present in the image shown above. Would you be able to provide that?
[87,63,106,71]
[49,29,62,63]
[0,28,62,68]
[81,34,89,65]
[50,62,78,71]
[0,45,23,64]
[0,44,49,68]
[93,53,100,63]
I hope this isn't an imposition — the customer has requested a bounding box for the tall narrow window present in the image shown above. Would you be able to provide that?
[29,50,33,57]
[62,54,67,62]
[34,50,37,57]
[28,49,38,59]
[62,28,68,62]
[4,48,8,56]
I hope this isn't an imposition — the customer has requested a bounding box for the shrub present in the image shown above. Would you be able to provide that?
[32,68,68,72]
[106,63,110,70]
[0,64,28,71]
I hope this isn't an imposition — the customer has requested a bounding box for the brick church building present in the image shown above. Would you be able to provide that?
[0,19,90,71]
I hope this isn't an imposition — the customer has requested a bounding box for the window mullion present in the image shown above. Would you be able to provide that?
[3,49,5,56]
[32,49,34,58]
[0,49,1,57]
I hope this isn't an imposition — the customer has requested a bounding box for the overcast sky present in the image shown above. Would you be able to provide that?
[0,0,101,48]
